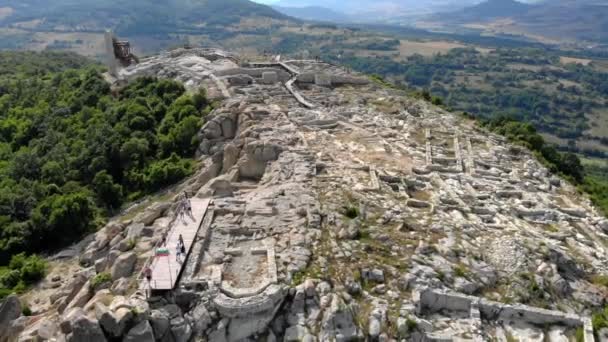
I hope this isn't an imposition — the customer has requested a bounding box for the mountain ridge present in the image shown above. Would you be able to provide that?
[272,5,350,22]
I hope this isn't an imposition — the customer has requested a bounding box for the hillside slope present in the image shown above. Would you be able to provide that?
[0,0,290,33]
[272,5,350,22]
[1,48,608,342]
[426,0,608,43]
[438,0,534,22]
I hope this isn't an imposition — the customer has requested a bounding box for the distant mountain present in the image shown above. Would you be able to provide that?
[424,0,608,44]
[272,5,350,22]
[0,0,291,34]
[436,0,534,22]
[275,0,482,20]
[518,0,608,43]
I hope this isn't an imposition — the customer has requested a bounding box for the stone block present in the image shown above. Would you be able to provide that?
[261,71,279,84]
[314,74,332,87]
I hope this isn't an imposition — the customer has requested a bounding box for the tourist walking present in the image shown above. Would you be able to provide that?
[183,192,193,218]
[177,200,185,222]
[176,242,182,262]
[144,266,152,297]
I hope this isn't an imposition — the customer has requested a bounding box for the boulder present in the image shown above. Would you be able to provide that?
[220,117,236,139]
[125,223,145,240]
[175,291,198,312]
[65,280,92,312]
[222,143,240,172]
[170,316,192,342]
[4,316,28,341]
[135,202,171,226]
[599,220,608,234]
[0,294,22,339]
[149,309,170,340]
[124,320,155,342]
[109,296,129,311]
[237,156,267,181]
[83,289,113,312]
[548,248,584,280]
[186,302,212,336]
[67,316,106,342]
[368,316,381,338]
[111,277,131,295]
[207,177,234,198]
[58,273,89,313]
[96,303,133,338]
[202,120,222,139]
[454,277,480,295]
[338,220,360,240]
[345,279,362,295]
[550,273,572,297]
[107,250,121,267]
[285,325,310,342]
[60,307,85,334]
[19,314,59,341]
[94,258,107,274]
[318,294,363,341]
[303,279,317,298]
[103,222,125,242]
[361,268,384,283]
[111,252,137,281]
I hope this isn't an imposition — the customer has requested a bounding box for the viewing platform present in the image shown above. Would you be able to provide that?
[140,198,211,291]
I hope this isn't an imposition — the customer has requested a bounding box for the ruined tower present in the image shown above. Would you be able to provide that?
[104,30,139,77]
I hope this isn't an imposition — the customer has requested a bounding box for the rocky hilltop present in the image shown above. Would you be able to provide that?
[2,47,608,342]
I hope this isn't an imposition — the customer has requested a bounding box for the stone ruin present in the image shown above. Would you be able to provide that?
[103,30,139,77]
[3,45,608,342]
[410,288,594,341]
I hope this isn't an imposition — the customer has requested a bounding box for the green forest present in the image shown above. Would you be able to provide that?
[0,52,210,297]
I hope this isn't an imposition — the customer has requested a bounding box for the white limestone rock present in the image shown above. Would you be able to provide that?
[124,320,155,342]
[66,316,106,342]
[0,295,22,340]
[111,252,137,281]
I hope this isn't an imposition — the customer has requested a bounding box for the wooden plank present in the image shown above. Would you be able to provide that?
[141,198,210,291]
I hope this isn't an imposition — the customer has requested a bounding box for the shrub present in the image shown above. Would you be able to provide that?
[91,272,112,288]
[342,205,359,219]
[0,270,20,288]
[22,303,32,316]
[19,255,46,283]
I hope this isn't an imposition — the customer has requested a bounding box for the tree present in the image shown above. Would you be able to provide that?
[559,153,584,183]
[119,137,150,168]
[31,191,95,249]
[41,161,65,185]
[145,153,192,190]
[93,171,123,209]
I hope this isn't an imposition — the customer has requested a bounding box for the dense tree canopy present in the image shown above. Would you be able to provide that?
[0,52,210,264]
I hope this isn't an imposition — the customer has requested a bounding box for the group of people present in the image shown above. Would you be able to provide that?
[142,192,193,297]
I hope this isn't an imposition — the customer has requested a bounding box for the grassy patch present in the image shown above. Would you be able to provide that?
[591,275,608,288]
[593,307,608,337]
[0,253,47,300]
[342,205,359,219]
[91,272,112,288]
[453,264,470,279]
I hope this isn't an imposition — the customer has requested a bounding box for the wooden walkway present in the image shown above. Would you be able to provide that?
[141,198,210,290]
